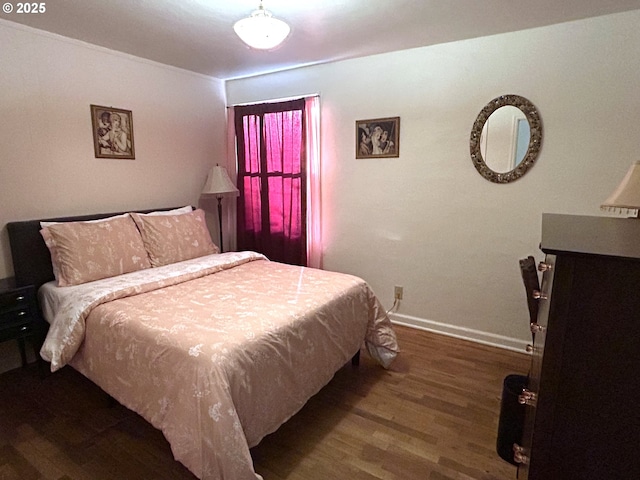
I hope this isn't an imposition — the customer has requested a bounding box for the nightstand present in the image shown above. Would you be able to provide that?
[0,284,40,367]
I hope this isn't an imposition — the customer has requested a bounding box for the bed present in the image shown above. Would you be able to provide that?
[6,206,399,480]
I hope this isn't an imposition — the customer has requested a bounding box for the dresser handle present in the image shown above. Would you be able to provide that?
[19,326,28,332]
[538,262,552,272]
[530,322,546,334]
[532,290,547,300]
[518,389,538,406]
[526,344,534,353]
[16,295,25,301]
[17,311,26,316]
[513,444,530,465]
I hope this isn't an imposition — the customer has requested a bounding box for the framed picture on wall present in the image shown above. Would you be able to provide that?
[90,105,136,159]
[356,116,400,159]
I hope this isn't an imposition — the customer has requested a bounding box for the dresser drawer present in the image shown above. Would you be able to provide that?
[0,286,32,311]
[0,307,32,329]
[0,321,32,343]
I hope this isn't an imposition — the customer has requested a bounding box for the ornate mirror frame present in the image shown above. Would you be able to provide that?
[470,94,542,183]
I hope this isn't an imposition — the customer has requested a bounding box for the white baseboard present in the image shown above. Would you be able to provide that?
[389,312,529,353]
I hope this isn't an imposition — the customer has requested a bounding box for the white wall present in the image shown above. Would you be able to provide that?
[0,20,227,279]
[226,10,640,350]
[0,20,226,370]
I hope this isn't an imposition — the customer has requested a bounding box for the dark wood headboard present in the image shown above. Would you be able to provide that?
[6,207,182,290]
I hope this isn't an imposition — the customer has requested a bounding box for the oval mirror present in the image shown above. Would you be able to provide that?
[470,95,542,183]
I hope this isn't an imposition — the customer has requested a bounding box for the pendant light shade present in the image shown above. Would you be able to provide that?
[233,2,290,50]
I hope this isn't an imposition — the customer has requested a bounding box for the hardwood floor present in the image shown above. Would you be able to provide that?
[0,325,529,480]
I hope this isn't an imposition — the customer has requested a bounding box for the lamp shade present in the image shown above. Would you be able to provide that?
[201,165,239,197]
[233,3,290,50]
[601,161,640,216]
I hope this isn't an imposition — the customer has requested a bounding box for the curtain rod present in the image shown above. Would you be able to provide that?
[227,93,319,107]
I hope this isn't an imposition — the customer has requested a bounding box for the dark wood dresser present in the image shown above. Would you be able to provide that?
[517,214,640,479]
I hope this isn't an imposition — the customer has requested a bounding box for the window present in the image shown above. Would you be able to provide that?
[234,99,307,266]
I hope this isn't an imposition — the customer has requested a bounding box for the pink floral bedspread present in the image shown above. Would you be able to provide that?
[38,252,399,479]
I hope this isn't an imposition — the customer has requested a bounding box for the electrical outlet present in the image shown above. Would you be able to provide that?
[394,285,403,300]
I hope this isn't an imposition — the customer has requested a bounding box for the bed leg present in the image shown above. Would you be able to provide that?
[351,350,360,366]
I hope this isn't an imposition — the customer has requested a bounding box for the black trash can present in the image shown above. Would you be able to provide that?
[496,374,528,465]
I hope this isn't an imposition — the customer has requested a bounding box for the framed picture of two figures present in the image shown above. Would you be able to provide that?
[356,116,400,159]
[90,104,136,160]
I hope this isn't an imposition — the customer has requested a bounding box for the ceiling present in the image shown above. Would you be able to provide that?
[5,0,640,80]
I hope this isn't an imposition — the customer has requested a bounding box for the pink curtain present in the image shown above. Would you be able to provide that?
[234,99,307,266]
[305,96,322,269]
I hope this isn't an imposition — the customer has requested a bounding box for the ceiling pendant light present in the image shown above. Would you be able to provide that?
[233,1,291,50]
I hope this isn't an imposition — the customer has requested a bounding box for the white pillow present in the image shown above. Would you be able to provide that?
[140,206,193,216]
[40,213,129,229]
[39,207,193,229]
